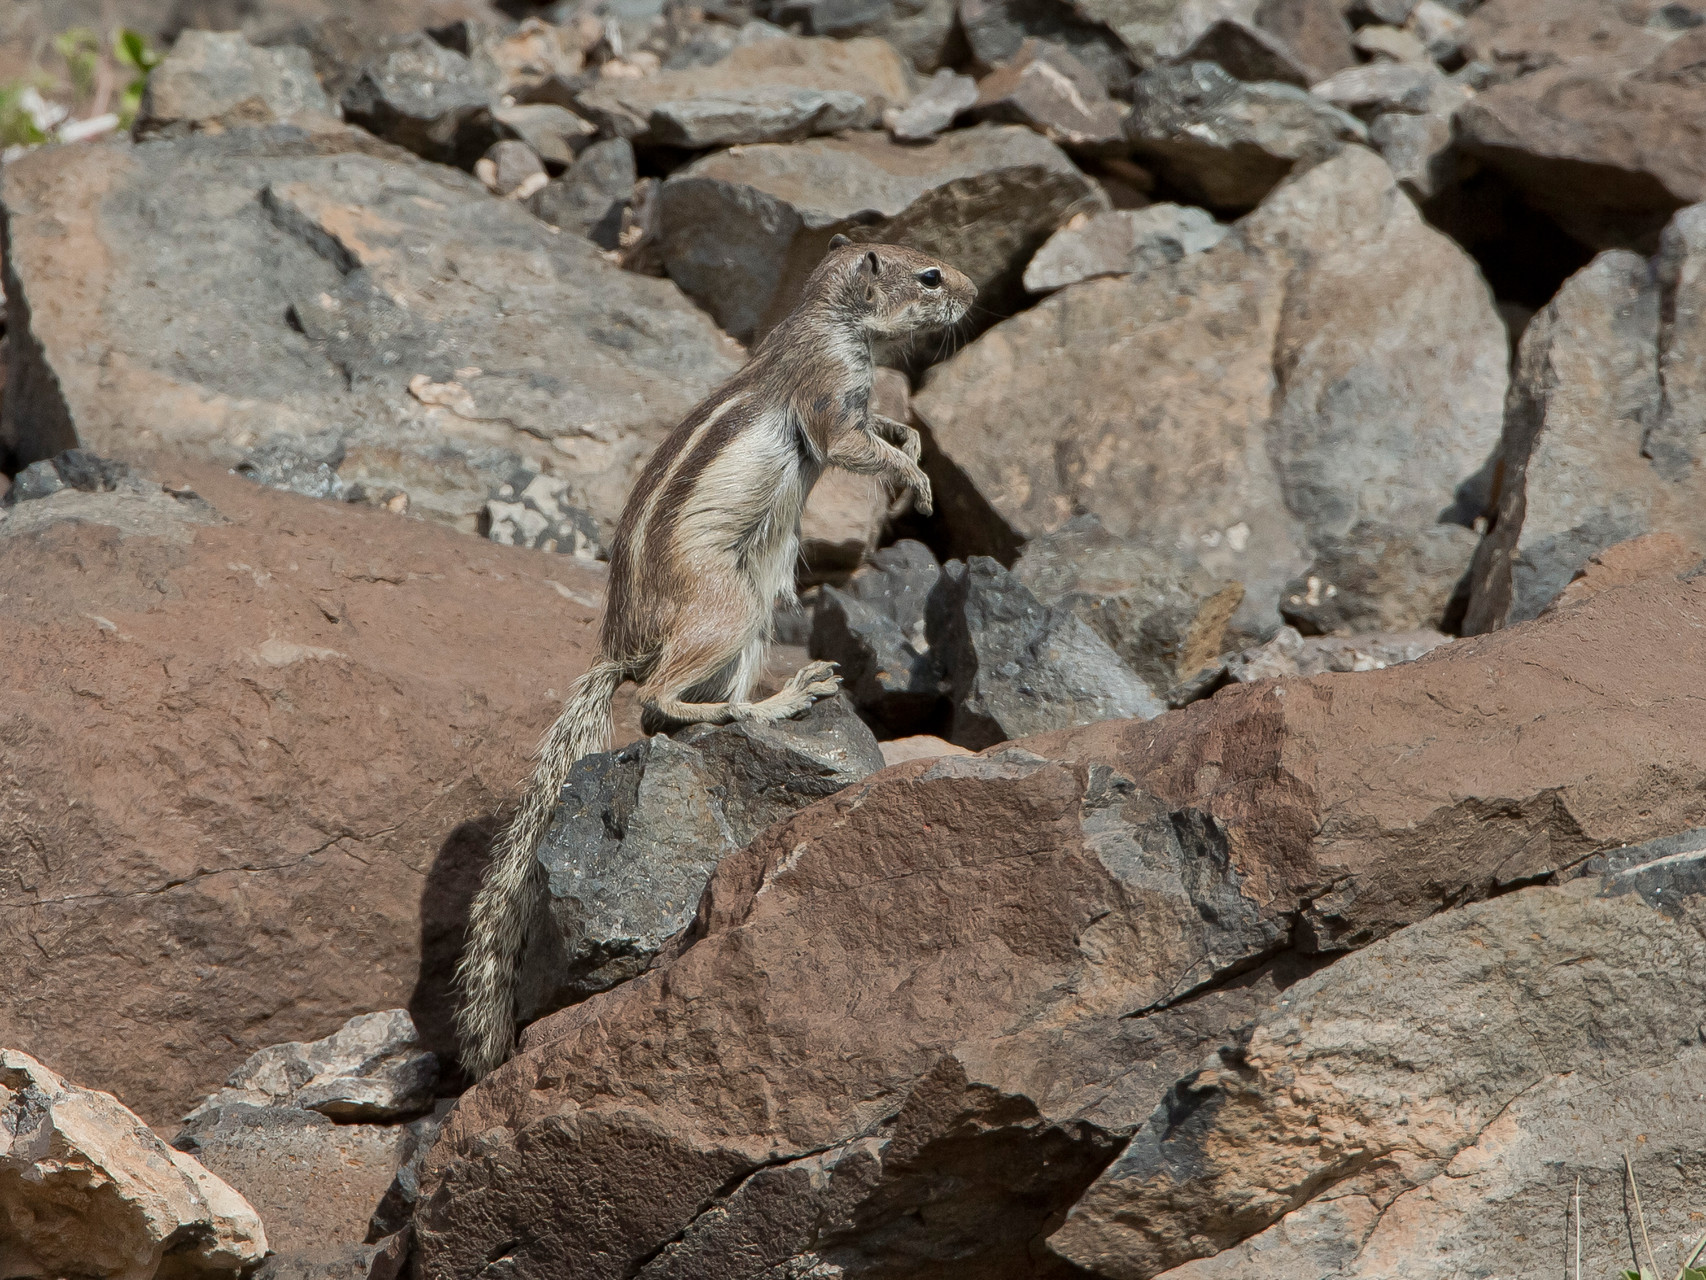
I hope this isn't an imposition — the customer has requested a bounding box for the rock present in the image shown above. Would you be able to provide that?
[767,0,960,72]
[1221,623,1451,681]
[1176,18,1318,88]
[957,0,1134,95]
[0,127,742,541]
[0,463,640,1124]
[570,35,911,148]
[474,138,547,198]
[1457,27,1706,250]
[136,30,335,136]
[1310,59,1445,117]
[883,66,978,140]
[491,102,597,169]
[0,1049,267,1278]
[1463,221,1706,632]
[1048,840,1706,1278]
[1245,0,1358,80]
[483,466,607,559]
[1459,0,1671,82]
[1013,518,1247,693]
[811,539,947,735]
[658,124,1106,342]
[367,1106,453,1239]
[1125,61,1367,211]
[184,1010,438,1125]
[1349,0,1416,24]
[173,1106,414,1254]
[475,16,586,101]
[1406,0,1467,61]
[917,148,1507,634]
[415,573,1706,1278]
[1022,203,1227,293]
[0,458,224,542]
[1351,20,1428,61]
[969,37,1127,153]
[2,447,134,505]
[514,696,885,1023]
[1278,519,1478,633]
[1543,531,1703,614]
[925,556,1166,748]
[250,1235,409,1280]
[528,136,637,247]
[877,733,974,763]
[1308,60,1470,198]
[339,33,498,167]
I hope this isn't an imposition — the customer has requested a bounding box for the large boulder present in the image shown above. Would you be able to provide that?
[1,1049,267,1279]
[1050,832,1706,1278]
[916,146,1506,635]
[1463,209,1706,632]
[0,125,742,540]
[656,124,1107,342]
[0,462,636,1124]
[413,571,1706,1279]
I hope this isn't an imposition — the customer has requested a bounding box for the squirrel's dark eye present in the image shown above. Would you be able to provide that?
[918,268,943,289]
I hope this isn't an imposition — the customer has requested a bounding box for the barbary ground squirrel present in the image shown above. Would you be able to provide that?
[455,238,976,1079]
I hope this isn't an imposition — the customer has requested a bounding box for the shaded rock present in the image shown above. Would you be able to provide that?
[1246,0,1358,79]
[1023,203,1226,293]
[491,101,597,169]
[528,136,636,247]
[884,66,978,139]
[571,35,911,147]
[0,460,224,543]
[367,1105,455,1240]
[970,37,1127,153]
[0,127,742,539]
[339,33,498,166]
[136,29,334,136]
[416,573,1706,1279]
[1125,61,1366,211]
[174,1106,414,1254]
[1310,60,1470,197]
[1049,840,1706,1278]
[1013,518,1247,693]
[811,538,947,735]
[0,1049,267,1278]
[767,0,960,72]
[1221,623,1450,681]
[2,447,133,505]
[1463,222,1706,632]
[0,463,640,1124]
[483,466,606,558]
[1457,27,1706,249]
[1177,18,1317,88]
[957,0,1134,95]
[474,138,547,198]
[514,696,885,1023]
[658,124,1106,341]
[1406,0,1467,61]
[1543,531,1703,614]
[917,147,1506,634]
[925,556,1165,748]
[1278,519,1478,633]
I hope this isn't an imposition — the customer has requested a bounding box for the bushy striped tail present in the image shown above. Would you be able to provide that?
[454,660,623,1081]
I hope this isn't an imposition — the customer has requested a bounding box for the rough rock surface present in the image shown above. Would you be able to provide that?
[0,125,742,539]
[1310,60,1470,199]
[1543,531,1703,614]
[1279,520,1478,634]
[884,66,978,140]
[1022,204,1227,294]
[1220,624,1450,682]
[415,575,1706,1278]
[925,556,1166,748]
[0,464,637,1124]
[514,696,885,1023]
[969,38,1126,153]
[768,0,959,72]
[527,136,635,247]
[956,0,1134,95]
[572,36,912,148]
[1051,835,1706,1278]
[136,30,334,136]
[1,1049,267,1279]
[1124,61,1366,211]
[657,124,1106,341]
[1464,213,1706,632]
[338,32,497,167]
[918,147,1506,633]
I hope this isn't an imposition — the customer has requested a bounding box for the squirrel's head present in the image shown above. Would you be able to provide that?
[817,237,976,339]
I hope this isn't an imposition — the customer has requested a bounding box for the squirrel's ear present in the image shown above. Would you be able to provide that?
[828,233,851,250]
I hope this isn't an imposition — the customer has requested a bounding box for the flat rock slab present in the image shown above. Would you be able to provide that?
[0,124,742,539]
[916,147,1506,633]
[415,572,1706,1279]
[0,462,639,1124]
[657,123,1106,341]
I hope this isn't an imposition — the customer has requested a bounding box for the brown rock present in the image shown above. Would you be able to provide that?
[877,734,974,764]
[414,573,1706,1278]
[1542,531,1702,614]
[1459,0,1673,81]
[0,463,638,1124]
[970,38,1127,153]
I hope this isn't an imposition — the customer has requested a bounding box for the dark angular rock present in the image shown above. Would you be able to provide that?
[528,137,636,247]
[1280,520,1479,634]
[340,33,498,166]
[514,696,885,1023]
[2,449,131,507]
[925,556,1165,749]
[811,539,946,735]
[492,102,597,169]
[957,0,1134,95]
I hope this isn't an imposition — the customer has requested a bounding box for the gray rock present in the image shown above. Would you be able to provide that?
[957,0,1134,95]
[1279,519,1478,633]
[514,696,885,1022]
[1311,60,1470,198]
[1125,60,1367,210]
[137,29,335,136]
[925,556,1166,749]
[811,539,947,735]
[367,1104,456,1240]
[340,33,499,166]
[474,138,546,197]
[483,467,607,558]
[1351,19,1429,60]
[1022,203,1227,293]
[969,37,1127,153]
[491,102,597,168]
[0,458,223,544]
[1,448,130,505]
[1013,518,1248,694]
[0,127,742,540]
[1309,59,1447,118]
[884,66,978,140]
[528,136,636,247]
[571,35,911,148]
[658,124,1107,342]
[767,0,960,71]
[1220,623,1451,681]
[1177,18,1316,87]
[1349,0,1416,24]
[1463,218,1706,633]
[918,147,1507,636]
[1048,842,1706,1278]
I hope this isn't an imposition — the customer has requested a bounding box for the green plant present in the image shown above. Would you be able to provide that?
[0,83,50,148]
[112,27,159,126]
[52,26,101,100]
